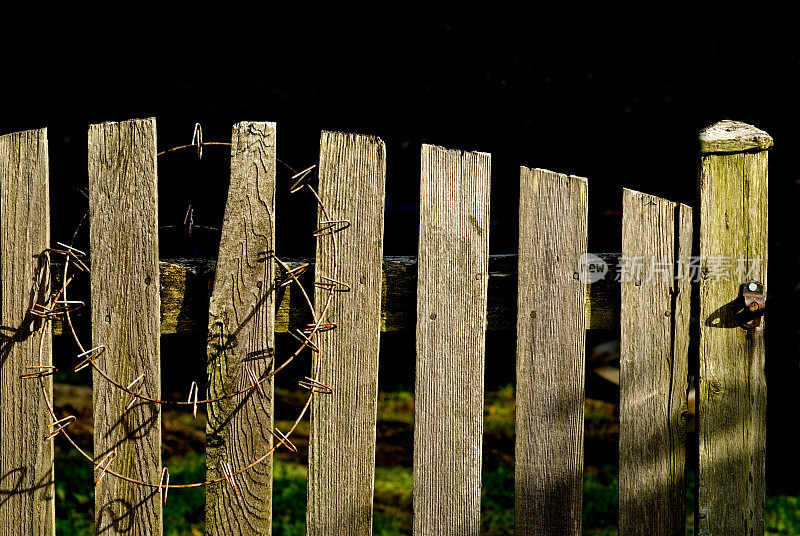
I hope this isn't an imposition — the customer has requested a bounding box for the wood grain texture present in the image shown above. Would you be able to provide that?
[52,254,620,335]
[413,145,490,536]
[0,128,54,535]
[620,189,692,535]
[698,121,769,535]
[515,168,587,534]
[89,118,162,535]
[307,131,386,536]
[205,122,276,535]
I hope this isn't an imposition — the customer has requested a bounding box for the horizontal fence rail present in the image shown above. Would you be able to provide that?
[0,118,770,536]
[50,253,622,336]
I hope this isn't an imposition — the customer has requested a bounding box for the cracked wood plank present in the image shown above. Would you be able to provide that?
[205,122,276,535]
[620,189,692,535]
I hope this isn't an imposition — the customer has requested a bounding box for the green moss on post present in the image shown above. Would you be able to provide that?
[697,120,771,535]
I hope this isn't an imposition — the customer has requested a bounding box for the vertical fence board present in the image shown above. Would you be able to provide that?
[307,131,386,535]
[697,121,770,535]
[89,118,162,535]
[206,122,276,535]
[413,145,490,535]
[0,128,54,535]
[514,168,587,534]
[620,189,692,535]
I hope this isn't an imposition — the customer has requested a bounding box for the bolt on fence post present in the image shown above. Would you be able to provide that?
[697,120,771,535]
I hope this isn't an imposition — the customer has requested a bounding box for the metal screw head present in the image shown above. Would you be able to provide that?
[748,282,758,292]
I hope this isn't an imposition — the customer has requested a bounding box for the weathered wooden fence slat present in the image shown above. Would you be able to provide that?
[89,118,162,535]
[697,121,770,535]
[205,122,277,535]
[619,189,692,535]
[0,128,55,535]
[413,145,491,535]
[514,168,588,534]
[307,131,387,536]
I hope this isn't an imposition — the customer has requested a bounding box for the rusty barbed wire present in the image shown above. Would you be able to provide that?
[23,124,346,499]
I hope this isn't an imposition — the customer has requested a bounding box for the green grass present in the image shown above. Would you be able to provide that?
[583,465,619,535]
[53,452,800,535]
[53,446,206,536]
[483,384,516,434]
[163,452,205,536]
[271,460,307,536]
[54,448,93,536]
[53,388,800,534]
[373,467,413,535]
[766,495,800,535]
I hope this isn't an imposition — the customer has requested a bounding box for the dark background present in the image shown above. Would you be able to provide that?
[4,19,799,491]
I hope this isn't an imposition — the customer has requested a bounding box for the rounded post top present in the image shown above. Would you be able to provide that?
[699,120,773,154]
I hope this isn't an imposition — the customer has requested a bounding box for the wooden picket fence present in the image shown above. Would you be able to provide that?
[0,118,769,535]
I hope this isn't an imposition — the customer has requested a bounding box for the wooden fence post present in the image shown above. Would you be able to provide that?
[413,145,491,535]
[619,189,692,535]
[206,122,276,535]
[0,128,55,535]
[89,118,162,535]
[697,121,770,535]
[306,131,386,535]
[514,168,587,534]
